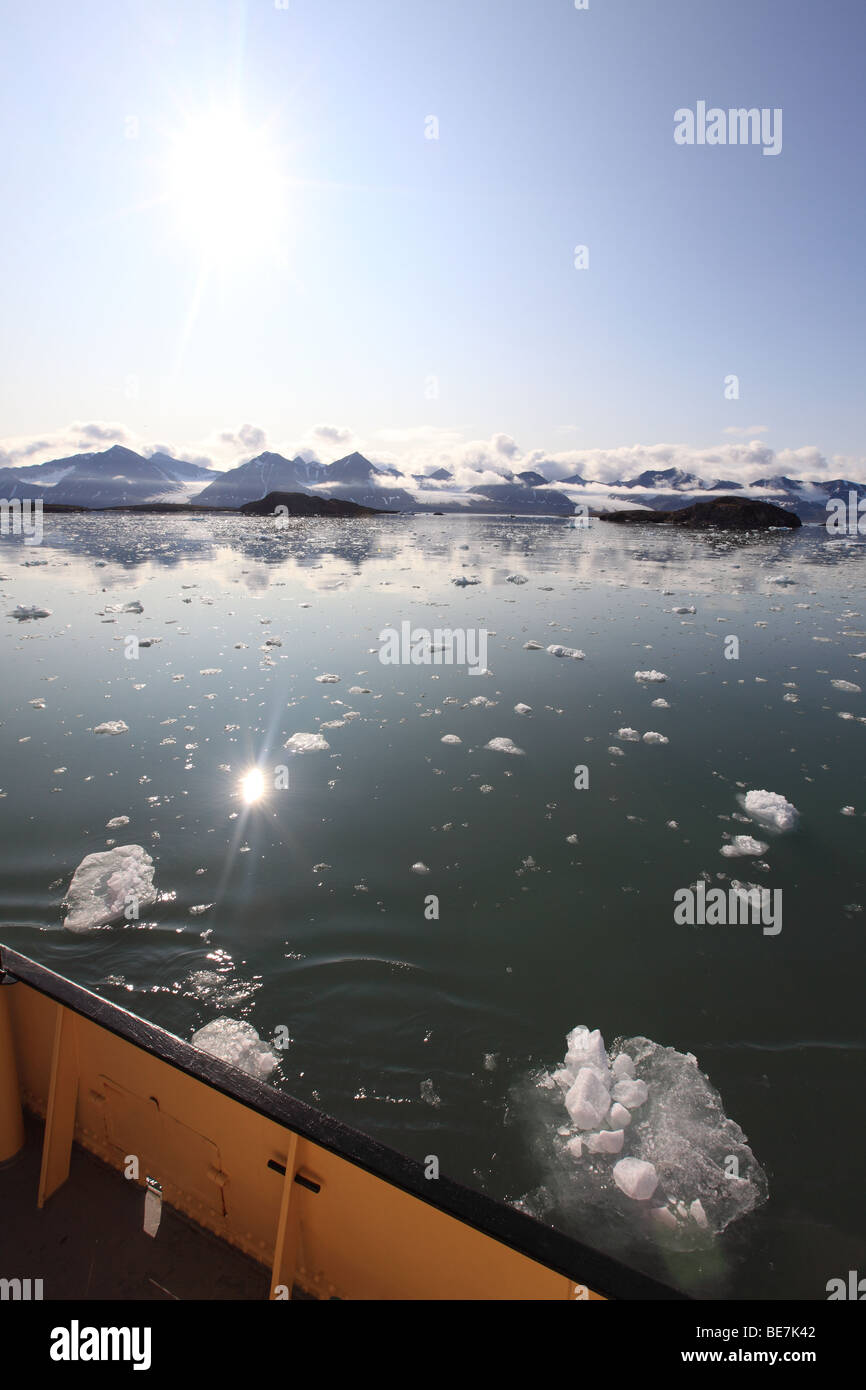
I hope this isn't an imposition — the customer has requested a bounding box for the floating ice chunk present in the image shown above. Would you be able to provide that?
[642,731,668,744]
[284,732,330,753]
[514,703,532,715]
[63,845,156,931]
[841,806,856,816]
[612,1077,649,1109]
[106,816,130,829]
[348,686,372,695]
[586,1130,625,1154]
[564,1068,610,1129]
[743,789,799,832]
[440,734,462,744]
[635,670,667,683]
[485,737,525,755]
[721,835,769,858]
[610,1102,632,1128]
[122,600,143,613]
[612,1053,635,1079]
[10,605,51,620]
[410,862,430,874]
[565,1026,608,1074]
[832,679,861,693]
[547,644,584,659]
[672,605,696,614]
[506,574,528,584]
[29,698,46,709]
[523,640,543,650]
[190,1018,278,1080]
[315,673,340,684]
[613,1157,659,1201]
[189,903,213,916]
[452,576,480,586]
[690,1198,709,1229]
[94,721,129,735]
[651,698,670,709]
[768,574,795,585]
[617,728,640,742]
[565,1136,583,1160]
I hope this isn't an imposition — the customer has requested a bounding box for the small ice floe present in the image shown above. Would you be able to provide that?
[742,789,800,832]
[617,728,640,742]
[468,695,497,708]
[521,1024,767,1244]
[94,721,129,735]
[608,746,624,756]
[122,600,143,613]
[200,667,222,675]
[671,606,696,615]
[63,845,156,931]
[841,806,856,816]
[189,903,214,916]
[451,576,480,587]
[410,862,431,875]
[506,575,528,584]
[190,1018,278,1080]
[514,703,532,715]
[547,644,584,659]
[523,640,544,650]
[315,673,340,684]
[348,686,372,695]
[440,734,462,744]
[566,834,579,844]
[642,731,669,744]
[106,816,130,829]
[651,698,670,709]
[768,574,795,585]
[721,835,770,857]
[485,737,525,755]
[635,670,667,683]
[28,698,46,709]
[832,679,861,693]
[284,732,330,753]
[9,605,51,620]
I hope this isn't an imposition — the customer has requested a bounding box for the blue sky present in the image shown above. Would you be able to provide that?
[1,0,864,480]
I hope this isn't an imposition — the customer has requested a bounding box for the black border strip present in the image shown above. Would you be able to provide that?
[1,943,687,1301]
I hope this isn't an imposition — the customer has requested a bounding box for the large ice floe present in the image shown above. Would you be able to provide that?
[190,1018,278,1081]
[515,1026,767,1253]
[740,789,799,833]
[63,845,157,931]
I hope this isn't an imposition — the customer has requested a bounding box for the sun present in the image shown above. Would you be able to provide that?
[164,106,286,266]
[240,767,266,805]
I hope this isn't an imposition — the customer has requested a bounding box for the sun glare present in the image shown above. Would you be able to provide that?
[240,767,266,805]
[164,106,286,265]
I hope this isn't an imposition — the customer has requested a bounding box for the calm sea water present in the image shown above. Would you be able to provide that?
[1,513,864,1298]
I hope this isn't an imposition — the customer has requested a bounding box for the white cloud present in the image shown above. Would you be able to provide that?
[2,420,864,486]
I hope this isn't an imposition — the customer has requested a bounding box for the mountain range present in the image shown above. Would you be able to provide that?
[1,447,864,522]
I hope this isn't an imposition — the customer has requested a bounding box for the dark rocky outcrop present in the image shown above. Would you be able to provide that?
[239,491,387,518]
[598,495,801,530]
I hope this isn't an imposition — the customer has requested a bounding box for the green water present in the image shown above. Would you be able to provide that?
[1,513,864,1298]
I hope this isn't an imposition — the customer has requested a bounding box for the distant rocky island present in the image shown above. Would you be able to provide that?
[239,491,387,517]
[598,496,802,530]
